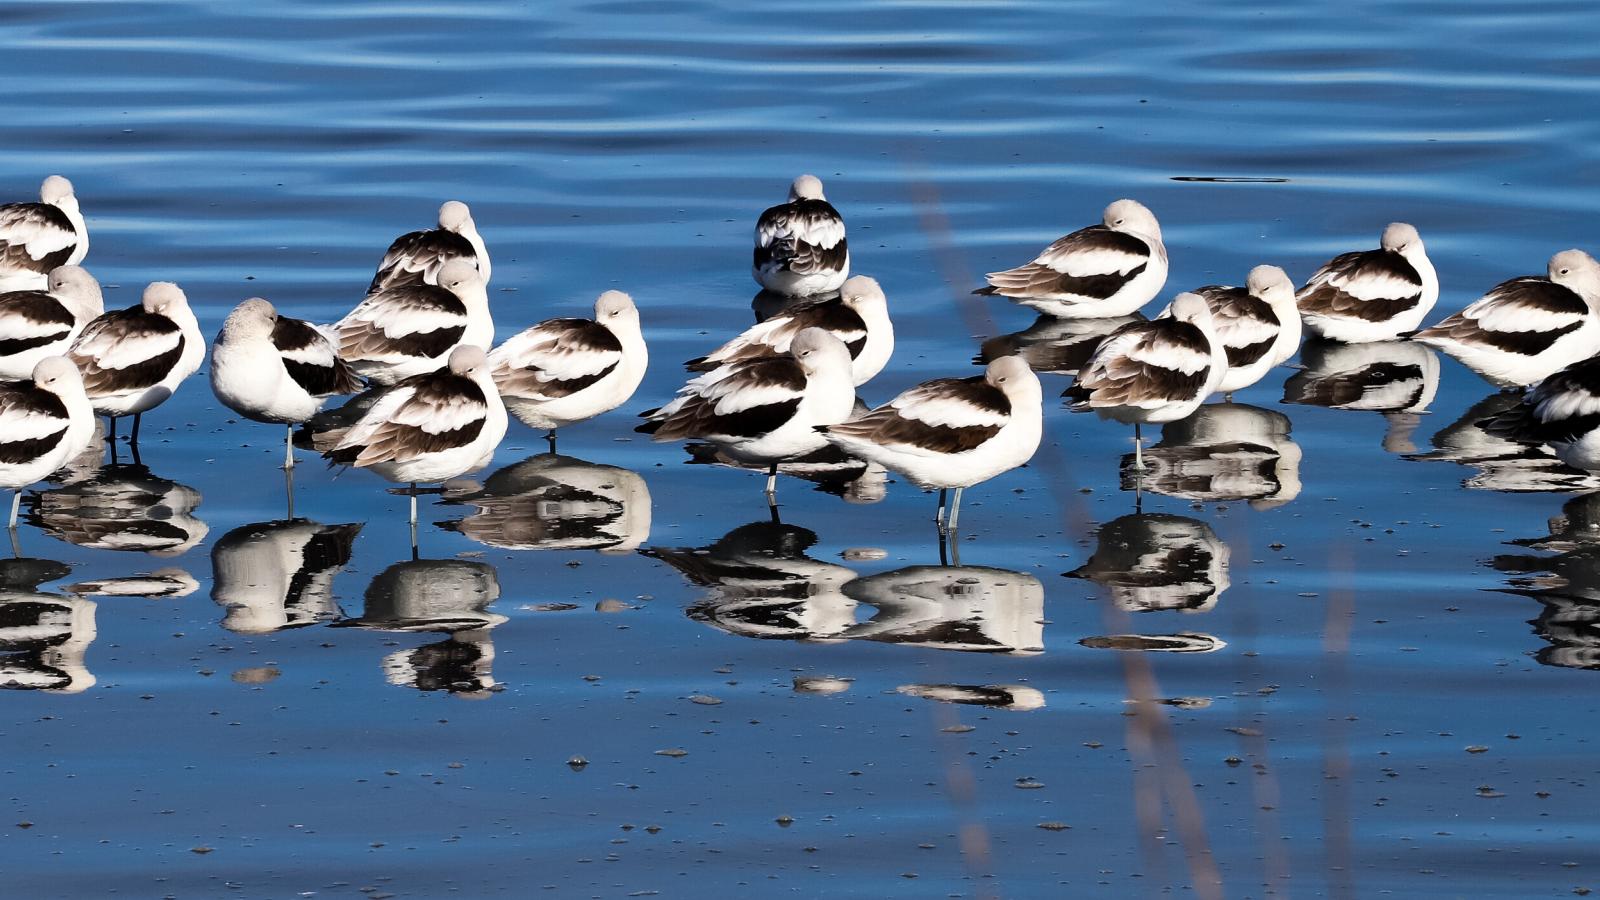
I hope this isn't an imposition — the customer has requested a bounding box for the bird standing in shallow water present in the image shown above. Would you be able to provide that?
[820,355,1043,534]
[210,298,363,470]
[488,290,647,452]
[0,265,104,379]
[640,328,856,504]
[976,199,1167,319]
[1064,293,1227,472]
[1161,264,1299,400]
[368,200,489,293]
[1416,249,1600,389]
[1297,222,1438,343]
[0,176,87,293]
[323,345,507,554]
[0,357,93,529]
[68,282,205,445]
[334,258,492,386]
[753,175,849,298]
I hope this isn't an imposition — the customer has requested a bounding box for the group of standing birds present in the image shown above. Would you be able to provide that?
[4,169,1600,537]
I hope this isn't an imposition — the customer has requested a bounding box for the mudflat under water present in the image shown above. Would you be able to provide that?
[4,1,1600,897]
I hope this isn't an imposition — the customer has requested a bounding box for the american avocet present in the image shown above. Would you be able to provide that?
[1297,222,1439,343]
[976,199,1167,319]
[753,175,849,298]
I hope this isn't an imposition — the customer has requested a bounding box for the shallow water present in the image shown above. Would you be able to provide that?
[4,0,1600,897]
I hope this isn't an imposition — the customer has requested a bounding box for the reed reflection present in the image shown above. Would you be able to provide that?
[1283,338,1439,454]
[25,463,207,556]
[1068,512,1231,613]
[1410,390,1599,492]
[335,558,504,696]
[211,519,362,634]
[0,557,95,692]
[1117,404,1301,508]
[440,452,651,551]
[647,520,858,641]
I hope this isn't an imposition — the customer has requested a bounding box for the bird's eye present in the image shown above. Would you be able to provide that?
[998,376,1008,383]
[1561,268,1572,276]
[1113,218,1124,226]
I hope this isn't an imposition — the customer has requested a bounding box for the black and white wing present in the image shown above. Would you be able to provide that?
[978,225,1152,301]
[1192,285,1280,369]
[689,300,866,371]
[328,371,490,468]
[68,306,184,398]
[754,200,847,277]
[489,318,623,400]
[0,378,70,465]
[334,283,467,367]
[1483,357,1600,446]
[824,376,1009,454]
[1297,249,1423,322]
[0,290,75,359]
[1065,320,1213,410]
[1417,277,1587,357]
[273,315,363,398]
[640,357,807,442]
[368,228,477,293]
[0,203,78,281]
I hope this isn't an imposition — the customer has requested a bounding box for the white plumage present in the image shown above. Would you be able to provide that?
[977,199,1167,318]
[68,281,205,439]
[0,357,94,527]
[369,200,490,292]
[753,174,849,297]
[334,258,492,386]
[1159,265,1300,397]
[1297,222,1439,343]
[693,275,892,387]
[0,266,103,379]
[0,176,87,294]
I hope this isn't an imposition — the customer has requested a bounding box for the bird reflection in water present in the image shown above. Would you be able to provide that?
[1117,404,1301,509]
[24,463,207,556]
[679,397,889,505]
[334,558,504,696]
[1283,338,1440,453]
[647,520,858,641]
[1409,390,1600,493]
[896,683,1045,710]
[842,565,1044,654]
[1067,513,1231,613]
[211,520,362,633]
[67,567,198,599]
[440,453,652,551]
[1495,493,1600,669]
[0,557,96,692]
[975,314,1144,377]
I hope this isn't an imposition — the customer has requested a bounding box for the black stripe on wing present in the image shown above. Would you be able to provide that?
[75,307,184,395]
[369,229,476,293]
[1297,249,1423,321]
[0,382,68,464]
[1422,279,1586,357]
[829,377,1007,453]
[0,203,76,276]
[0,291,74,356]
[273,316,362,396]
[327,373,487,464]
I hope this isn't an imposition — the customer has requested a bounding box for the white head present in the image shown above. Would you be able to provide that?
[447,344,488,377]
[1380,222,1423,255]
[222,297,278,340]
[40,175,75,208]
[1245,264,1296,307]
[142,282,190,317]
[47,265,103,318]
[437,258,485,296]
[1102,199,1161,240]
[789,327,850,375]
[438,200,473,233]
[985,354,1041,401]
[592,290,639,326]
[1549,249,1600,298]
[789,174,826,202]
[31,355,84,396]
[1168,292,1214,328]
[838,275,886,313]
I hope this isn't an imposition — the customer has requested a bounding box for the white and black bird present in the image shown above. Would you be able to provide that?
[0,357,93,528]
[1481,357,1600,472]
[1064,293,1226,469]
[753,175,849,298]
[820,356,1043,533]
[1067,512,1232,613]
[0,176,88,293]
[0,265,103,379]
[1416,250,1600,388]
[211,298,363,468]
[368,200,490,293]
[68,282,205,443]
[1160,265,1300,398]
[1297,222,1439,343]
[323,345,508,541]
[488,290,647,449]
[639,328,856,500]
[690,274,892,387]
[334,258,492,386]
[975,199,1167,319]
[211,519,362,634]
